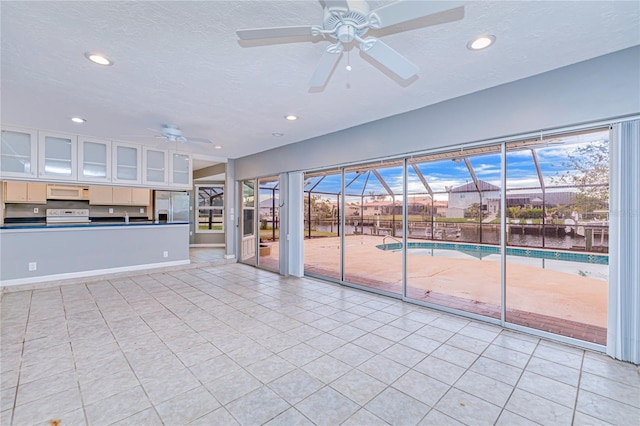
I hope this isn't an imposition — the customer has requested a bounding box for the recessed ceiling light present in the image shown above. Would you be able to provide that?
[284,115,298,121]
[84,52,114,66]
[214,145,222,149]
[272,133,284,137]
[467,35,495,51]
[71,117,86,123]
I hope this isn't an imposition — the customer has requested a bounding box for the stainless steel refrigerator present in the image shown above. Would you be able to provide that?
[154,191,190,223]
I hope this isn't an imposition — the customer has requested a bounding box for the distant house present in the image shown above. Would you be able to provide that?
[259,197,279,219]
[447,181,501,218]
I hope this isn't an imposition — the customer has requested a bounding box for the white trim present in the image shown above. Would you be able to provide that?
[223,254,236,259]
[0,260,190,288]
[190,243,225,248]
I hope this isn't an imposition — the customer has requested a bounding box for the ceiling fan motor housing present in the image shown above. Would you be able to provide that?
[323,2,370,43]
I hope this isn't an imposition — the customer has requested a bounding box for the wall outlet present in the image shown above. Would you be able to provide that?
[189,231,193,236]
[28,262,37,271]
[108,208,114,214]
[163,251,168,258]
[139,208,144,213]
[33,207,39,214]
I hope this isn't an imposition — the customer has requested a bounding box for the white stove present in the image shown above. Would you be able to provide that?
[46,209,91,224]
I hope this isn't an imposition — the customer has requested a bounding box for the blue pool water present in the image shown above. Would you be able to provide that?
[377,241,608,265]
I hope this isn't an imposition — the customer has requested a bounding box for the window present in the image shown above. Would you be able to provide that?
[196,185,224,233]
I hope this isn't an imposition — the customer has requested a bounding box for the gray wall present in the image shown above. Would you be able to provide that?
[234,46,640,179]
[0,224,189,283]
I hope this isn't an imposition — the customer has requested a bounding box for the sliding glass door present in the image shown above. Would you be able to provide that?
[505,129,609,344]
[299,126,610,346]
[257,177,280,271]
[406,146,502,318]
[343,160,404,295]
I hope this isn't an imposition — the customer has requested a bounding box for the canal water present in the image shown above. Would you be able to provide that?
[313,224,605,251]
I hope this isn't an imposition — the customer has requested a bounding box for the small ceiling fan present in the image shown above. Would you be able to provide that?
[153,124,212,145]
[237,0,464,87]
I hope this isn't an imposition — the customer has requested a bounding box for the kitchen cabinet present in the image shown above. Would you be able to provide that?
[143,147,168,185]
[89,186,150,206]
[131,188,150,205]
[0,126,38,179]
[3,181,47,203]
[78,137,111,183]
[170,152,192,188]
[89,186,113,205]
[38,131,78,181]
[112,142,141,184]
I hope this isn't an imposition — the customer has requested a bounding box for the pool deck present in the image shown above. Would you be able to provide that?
[262,235,607,344]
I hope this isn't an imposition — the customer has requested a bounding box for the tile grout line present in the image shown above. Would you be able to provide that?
[8,289,33,426]
[571,350,586,425]
[59,285,90,426]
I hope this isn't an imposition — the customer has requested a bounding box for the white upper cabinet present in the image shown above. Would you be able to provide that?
[78,137,111,183]
[0,126,38,179]
[170,151,192,188]
[38,131,78,180]
[112,142,141,184]
[142,147,168,186]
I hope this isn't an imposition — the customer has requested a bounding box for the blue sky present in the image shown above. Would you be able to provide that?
[303,130,608,201]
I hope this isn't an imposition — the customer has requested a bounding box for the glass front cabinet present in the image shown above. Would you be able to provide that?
[112,142,141,185]
[0,126,38,179]
[170,152,191,188]
[38,131,78,181]
[142,147,168,186]
[78,137,111,182]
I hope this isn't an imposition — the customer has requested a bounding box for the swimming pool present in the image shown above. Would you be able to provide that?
[377,241,608,280]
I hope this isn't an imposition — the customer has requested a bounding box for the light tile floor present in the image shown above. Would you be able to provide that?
[1,263,638,426]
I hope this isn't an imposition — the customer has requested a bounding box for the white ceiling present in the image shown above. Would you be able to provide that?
[1,1,638,170]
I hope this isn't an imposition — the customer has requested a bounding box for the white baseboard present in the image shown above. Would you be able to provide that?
[224,254,236,259]
[190,243,225,248]
[0,260,191,289]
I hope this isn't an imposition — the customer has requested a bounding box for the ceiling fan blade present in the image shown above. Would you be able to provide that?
[322,0,353,12]
[360,38,418,79]
[309,47,343,87]
[368,1,464,29]
[186,137,213,144]
[237,26,317,40]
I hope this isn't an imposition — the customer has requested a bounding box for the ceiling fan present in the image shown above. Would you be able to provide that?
[237,0,464,87]
[134,124,213,145]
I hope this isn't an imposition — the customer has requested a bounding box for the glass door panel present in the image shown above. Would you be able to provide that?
[258,177,280,271]
[343,161,403,295]
[240,180,257,264]
[406,147,502,319]
[505,130,609,344]
[303,170,342,280]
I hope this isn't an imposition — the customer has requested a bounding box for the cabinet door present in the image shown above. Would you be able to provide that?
[27,183,47,203]
[79,138,111,182]
[38,131,78,180]
[130,188,150,206]
[112,187,132,205]
[4,181,27,202]
[112,143,141,184]
[89,186,113,205]
[0,126,37,179]
[143,147,168,185]
[170,152,192,188]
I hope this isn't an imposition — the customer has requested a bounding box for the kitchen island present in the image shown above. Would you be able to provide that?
[0,222,190,288]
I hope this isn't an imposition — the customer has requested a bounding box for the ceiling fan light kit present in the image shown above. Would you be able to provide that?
[237,0,464,87]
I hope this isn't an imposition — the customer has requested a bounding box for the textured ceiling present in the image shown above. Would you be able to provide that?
[1,1,639,168]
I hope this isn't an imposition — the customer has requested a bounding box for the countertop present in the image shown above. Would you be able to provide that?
[0,221,189,230]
